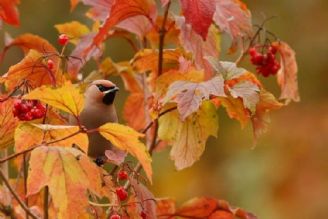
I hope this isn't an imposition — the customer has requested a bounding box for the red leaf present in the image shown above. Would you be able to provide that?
[89,0,156,50]
[0,0,20,26]
[180,0,216,40]
[213,0,252,45]
[175,16,220,79]
[272,41,300,103]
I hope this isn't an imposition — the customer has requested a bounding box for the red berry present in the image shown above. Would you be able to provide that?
[58,34,69,46]
[249,47,257,56]
[140,211,147,219]
[117,170,128,181]
[47,59,54,70]
[115,187,128,201]
[24,111,33,121]
[110,214,121,219]
[251,54,264,65]
[269,45,277,54]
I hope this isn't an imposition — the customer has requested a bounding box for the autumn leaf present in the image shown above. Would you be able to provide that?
[172,197,257,219]
[15,123,88,153]
[156,198,176,217]
[98,123,152,182]
[177,197,218,218]
[55,21,90,44]
[228,81,260,113]
[70,0,79,11]
[180,0,216,40]
[27,146,103,219]
[1,50,61,91]
[213,0,252,48]
[123,93,146,131]
[251,89,283,144]
[158,101,218,170]
[175,17,220,79]
[0,98,18,149]
[217,96,250,128]
[132,49,182,75]
[163,75,225,120]
[0,0,20,26]
[88,0,156,50]
[272,41,300,103]
[24,83,84,117]
[1,33,57,55]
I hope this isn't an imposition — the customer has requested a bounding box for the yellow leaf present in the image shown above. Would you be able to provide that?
[55,21,90,44]
[98,123,152,182]
[15,123,88,153]
[158,101,218,170]
[24,83,84,116]
[0,98,18,149]
[27,146,103,219]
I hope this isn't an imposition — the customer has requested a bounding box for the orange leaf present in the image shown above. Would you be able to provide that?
[27,146,103,219]
[0,98,18,149]
[123,93,146,131]
[273,41,300,103]
[0,0,20,26]
[1,50,61,91]
[24,83,84,116]
[98,123,152,182]
[54,21,90,44]
[251,89,283,144]
[2,33,57,55]
[15,123,88,153]
[156,198,176,217]
[177,197,218,218]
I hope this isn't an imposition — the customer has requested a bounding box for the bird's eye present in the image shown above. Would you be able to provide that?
[96,84,114,92]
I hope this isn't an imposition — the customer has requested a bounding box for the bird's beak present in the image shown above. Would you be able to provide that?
[103,86,119,94]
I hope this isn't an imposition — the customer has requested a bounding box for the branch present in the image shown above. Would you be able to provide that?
[0,170,39,219]
[157,1,171,76]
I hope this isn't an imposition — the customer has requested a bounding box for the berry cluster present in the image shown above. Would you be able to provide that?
[13,99,46,121]
[249,44,280,77]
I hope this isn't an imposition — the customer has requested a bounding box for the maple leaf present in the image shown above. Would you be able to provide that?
[1,50,61,91]
[228,81,260,113]
[88,0,156,50]
[27,146,103,219]
[129,179,156,218]
[1,33,57,56]
[180,0,216,40]
[24,83,84,117]
[164,75,225,120]
[213,0,252,47]
[123,93,146,131]
[15,123,88,153]
[0,0,20,26]
[217,96,250,128]
[158,101,218,170]
[0,98,18,149]
[175,16,220,79]
[132,49,181,75]
[251,89,283,144]
[272,41,300,103]
[98,123,152,182]
[174,197,257,219]
[54,21,90,45]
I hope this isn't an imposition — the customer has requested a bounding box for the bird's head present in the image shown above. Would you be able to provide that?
[85,80,119,105]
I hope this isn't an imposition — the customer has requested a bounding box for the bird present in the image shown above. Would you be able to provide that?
[70,79,120,159]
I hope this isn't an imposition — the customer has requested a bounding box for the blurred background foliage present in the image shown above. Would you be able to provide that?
[1,1,328,219]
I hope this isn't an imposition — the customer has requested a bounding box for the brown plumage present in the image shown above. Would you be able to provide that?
[70,80,119,158]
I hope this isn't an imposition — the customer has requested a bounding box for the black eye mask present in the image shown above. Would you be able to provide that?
[96,84,119,105]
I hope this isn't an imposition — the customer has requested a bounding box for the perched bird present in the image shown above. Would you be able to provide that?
[70,80,119,158]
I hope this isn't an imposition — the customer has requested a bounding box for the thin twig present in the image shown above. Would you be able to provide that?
[44,186,49,219]
[23,154,29,219]
[0,170,39,219]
